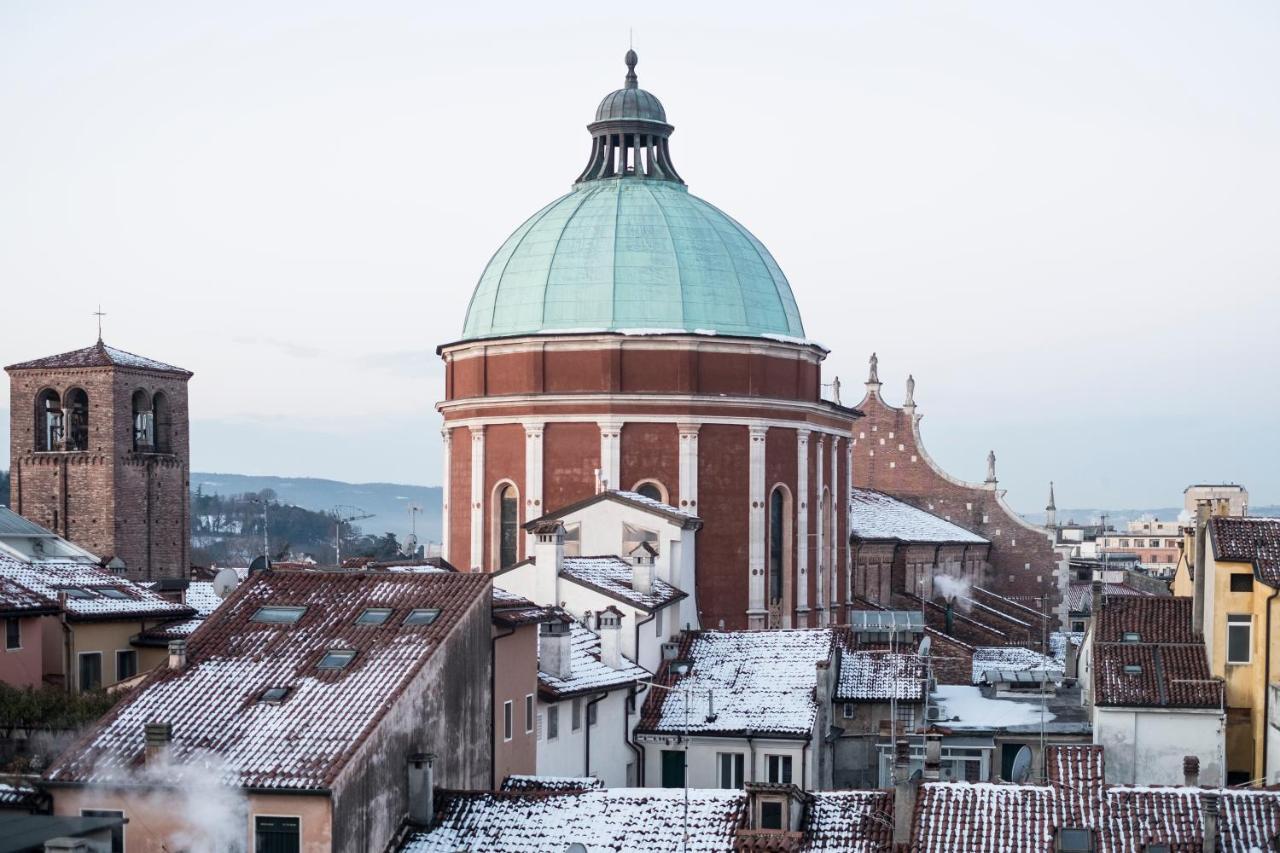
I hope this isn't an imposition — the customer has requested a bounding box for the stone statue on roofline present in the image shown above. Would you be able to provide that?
[868,352,879,384]
[905,374,915,407]
[986,450,997,484]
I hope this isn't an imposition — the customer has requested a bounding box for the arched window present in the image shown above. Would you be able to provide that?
[152,391,171,453]
[768,487,787,605]
[34,389,62,452]
[65,388,89,451]
[496,483,519,569]
[633,480,667,504]
[132,390,153,451]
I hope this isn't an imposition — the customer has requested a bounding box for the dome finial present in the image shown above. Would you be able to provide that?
[624,48,639,89]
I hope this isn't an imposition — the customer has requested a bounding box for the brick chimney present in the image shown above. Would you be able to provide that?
[597,606,623,670]
[892,738,917,847]
[144,721,172,765]
[1184,755,1200,787]
[407,753,436,826]
[532,521,564,607]
[540,619,573,680]
[1201,790,1219,853]
[630,542,656,595]
[167,639,187,671]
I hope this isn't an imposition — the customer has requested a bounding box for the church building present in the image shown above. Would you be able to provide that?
[5,338,192,579]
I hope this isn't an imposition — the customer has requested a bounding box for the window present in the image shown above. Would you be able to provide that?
[260,687,289,703]
[65,388,89,451]
[404,608,440,626]
[152,391,172,453]
[634,481,666,503]
[1121,632,1141,643]
[660,749,684,788]
[81,809,124,853]
[546,705,559,740]
[760,801,784,830]
[896,704,915,732]
[116,650,137,680]
[1227,614,1252,664]
[503,700,513,741]
[843,702,854,719]
[768,488,787,606]
[356,608,392,625]
[79,652,102,691]
[497,483,519,569]
[1072,621,1086,633]
[251,606,306,624]
[131,389,154,451]
[718,752,745,788]
[5,618,19,650]
[95,588,130,600]
[255,816,300,853]
[563,523,582,558]
[1057,827,1093,851]
[1123,664,1143,675]
[318,649,356,670]
[572,697,582,731]
[766,754,793,784]
[622,522,659,558]
[1231,574,1254,593]
[587,702,597,727]
[525,694,534,734]
[1149,539,1160,548]
[35,389,63,452]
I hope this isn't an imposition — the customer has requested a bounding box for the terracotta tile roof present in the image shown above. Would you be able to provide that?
[5,340,190,375]
[849,489,988,544]
[638,630,833,738]
[1092,597,1220,709]
[538,623,648,699]
[44,570,490,790]
[491,586,557,627]
[0,576,59,616]
[799,789,894,851]
[0,555,193,622]
[559,556,687,612]
[836,647,925,702]
[1211,516,1280,585]
[401,787,748,852]
[1094,596,1198,645]
[499,775,604,792]
[1066,582,1152,614]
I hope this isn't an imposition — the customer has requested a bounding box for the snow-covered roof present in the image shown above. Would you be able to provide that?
[0,576,60,616]
[801,790,895,852]
[499,775,604,792]
[0,555,192,621]
[538,623,648,699]
[849,489,988,544]
[1050,631,1083,662]
[491,586,556,627]
[971,647,1063,685]
[560,556,686,612]
[525,489,702,531]
[929,685,1056,731]
[610,490,699,521]
[639,629,833,737]
[1066,581,1152,613]
[836,649,925,702]
[5,340,189,374]
[400,787,747,853]
[44,570,490,790]
[181,581,223,617]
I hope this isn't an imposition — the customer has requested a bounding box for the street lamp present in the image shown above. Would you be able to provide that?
[637,678,715,853]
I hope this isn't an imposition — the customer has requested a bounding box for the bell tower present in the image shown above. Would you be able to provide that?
[5,339,193,579]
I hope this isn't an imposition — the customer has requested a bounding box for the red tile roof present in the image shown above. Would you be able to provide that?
[1091,597,1219,709]
[1211,517,1280,586]
[44,570,490,790]
[0,555,193,622]
[5,340,190,375]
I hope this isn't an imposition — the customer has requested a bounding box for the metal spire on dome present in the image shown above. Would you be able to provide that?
[575,50,684,186]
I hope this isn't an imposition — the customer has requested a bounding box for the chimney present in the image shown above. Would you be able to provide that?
[532,521,565,607]
[407,752,436,826]
[1184,755,1200,787]
[540,619,573,681]
[1201,790,1219,853]
[597,607,623,669]
[924,734,942,782]
[1091,579,1103,625]
[944,599,954,635]
[893,738,917,847]
[167,639,187,671]
[144,721,172,765]
[1193,501,1210,635]
[1064,635,1078,680]
[630,543,656,595]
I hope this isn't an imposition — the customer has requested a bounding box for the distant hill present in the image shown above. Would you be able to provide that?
[192,473,441,543]
[1021,506,1280,526]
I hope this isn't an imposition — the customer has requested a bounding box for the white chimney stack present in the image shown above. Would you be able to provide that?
[167,639,187,671]
[532,521,565,607]
[407,753,436,826]
[540,619,573,680]
[598,607,623,670]
[630,542,656,595]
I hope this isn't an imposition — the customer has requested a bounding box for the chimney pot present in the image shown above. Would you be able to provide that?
[1184,755,1200,787]
[597,607,623,670]
[167,639,187,671]
[407,752,436,826]
[532,522,565,607]
[144,721,172,765]
[540,619,573,680]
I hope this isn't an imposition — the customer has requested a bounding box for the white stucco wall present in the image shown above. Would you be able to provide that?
[638,735,813,791]
[1093,705,1225,785]
[535,690,634,786]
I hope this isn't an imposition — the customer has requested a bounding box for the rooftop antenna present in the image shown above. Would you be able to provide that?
[93,305,106,342]
[333,505,374,566]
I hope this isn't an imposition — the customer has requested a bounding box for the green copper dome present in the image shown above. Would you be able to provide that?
[461,53,806,343]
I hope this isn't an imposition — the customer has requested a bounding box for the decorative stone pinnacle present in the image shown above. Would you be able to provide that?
[624,49,638,89]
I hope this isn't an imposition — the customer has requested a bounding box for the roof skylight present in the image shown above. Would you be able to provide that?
[1121,632,1141,643]
[318,649,357,670]
[56,587,94,599]
[404,608,440,626]
[94,588,130,600]
[260,687,290,703]
[356,608,392,626]
[1123,664,1143,675]
[251,606,307,624]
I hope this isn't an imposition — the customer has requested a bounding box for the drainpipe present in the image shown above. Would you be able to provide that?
[802,732,811,791]
[624,683,647,785]
[58,592,72,693]
[1263,577,1278,783]
[584,691,608,778]
[634,610,657,670]
[747,731,756,783]
[488,622,515,789]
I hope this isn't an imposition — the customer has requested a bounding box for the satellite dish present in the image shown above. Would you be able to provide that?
[1010,745,1033,783]
[213,567,240,599]
[249,555,269,574]
[404,533,419,553]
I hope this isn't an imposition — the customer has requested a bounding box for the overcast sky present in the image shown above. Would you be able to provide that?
[2,1,1277,512]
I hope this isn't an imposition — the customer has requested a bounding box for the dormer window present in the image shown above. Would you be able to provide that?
[356,608,392,626]
[318,649,356,670]
[1121,632,1141,643]
[404,608,440,626]
[251,606,306,624]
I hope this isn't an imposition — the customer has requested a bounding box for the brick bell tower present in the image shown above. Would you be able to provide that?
[5,338,193,580]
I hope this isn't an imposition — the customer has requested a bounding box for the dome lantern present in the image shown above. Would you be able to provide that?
[576,51,683,185]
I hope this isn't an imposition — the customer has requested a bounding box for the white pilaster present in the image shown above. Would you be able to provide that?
[747,424,769,629]
[598,419,623,492]
[845,439,854,621]
[815,435,826,627]
[469,426,485,571]
[677,423,700,512]
[795,429,810,626]
[441,427,452,562]
[830,436,840,622]
[524,421,544,557]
